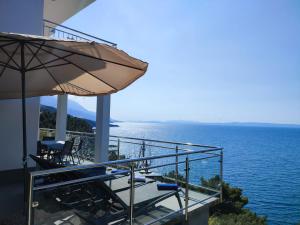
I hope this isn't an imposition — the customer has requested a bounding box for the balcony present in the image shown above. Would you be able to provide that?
[24,128,224,225]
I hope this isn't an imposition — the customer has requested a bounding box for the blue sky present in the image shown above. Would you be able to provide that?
[62,0,300,124]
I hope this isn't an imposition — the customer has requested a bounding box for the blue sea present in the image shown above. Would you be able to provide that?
[110,122,300,225]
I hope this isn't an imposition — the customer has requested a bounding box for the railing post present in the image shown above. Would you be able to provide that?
[142,141,149,174]
[219,149,223,202]
[129,164,135,225]
[117,138,120,160]
[27,174,33,225]
[175,145,179,184]
[185,157,190,222]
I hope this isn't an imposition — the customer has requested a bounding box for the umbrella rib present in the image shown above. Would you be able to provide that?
[0,44,20,77]
[30,43,118,91]
[25,44,65,93]
[0,43,21,70]
[0,41,17,48]
[27,53,73,71]
[25,41,45,69]
[29,41,145,72]
[28,62,71,71]
[0,62,19,71]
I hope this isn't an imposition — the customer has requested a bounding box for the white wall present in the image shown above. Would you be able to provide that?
[0,0,44,170]
[44,0,95,25]
[0,0,44,34]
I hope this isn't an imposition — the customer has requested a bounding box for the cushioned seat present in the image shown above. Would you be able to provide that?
[157,183,179,190]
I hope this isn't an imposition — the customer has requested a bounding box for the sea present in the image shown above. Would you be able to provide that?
[110,122,300,225]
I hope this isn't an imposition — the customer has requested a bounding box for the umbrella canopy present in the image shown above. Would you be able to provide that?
[0,32,148,213]
[0,32,148,99]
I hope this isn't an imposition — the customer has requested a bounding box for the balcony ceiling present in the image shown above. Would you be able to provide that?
[44,0,95,25]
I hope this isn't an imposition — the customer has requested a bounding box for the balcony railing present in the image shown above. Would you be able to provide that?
[43,19,117,47]
[33,128,223,225]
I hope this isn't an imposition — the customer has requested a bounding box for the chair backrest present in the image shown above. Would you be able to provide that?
[37,141,42,156]
[77,140,84,151]
[43,136,55,141]
[62,140,74,155]
[72,136,81,146]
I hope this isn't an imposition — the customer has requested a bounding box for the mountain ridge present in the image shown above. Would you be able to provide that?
[41,96,118,123]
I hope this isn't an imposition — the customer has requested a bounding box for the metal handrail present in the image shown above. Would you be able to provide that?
[110,135,220,149]
[40,127,94,136]
[39,128,222,149]
[43,19,117,47]
[110,139,219,153]
[32,128,223,225]
[44,25,90,41]
[30,147,222,177]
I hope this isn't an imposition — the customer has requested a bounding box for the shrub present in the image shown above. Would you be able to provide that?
[201,175,248,214]
[164,171,267,225]
[209,210,266,225]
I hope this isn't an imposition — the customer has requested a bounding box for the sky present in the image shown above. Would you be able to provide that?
[62,0,300,124]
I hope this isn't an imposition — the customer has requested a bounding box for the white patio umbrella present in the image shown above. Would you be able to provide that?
[0,32,148,178]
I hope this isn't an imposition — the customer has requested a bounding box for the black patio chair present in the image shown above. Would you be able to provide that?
[72,139,84,164]
[51,140,75,165]
[36,141,48,159]
[42,136,55,141]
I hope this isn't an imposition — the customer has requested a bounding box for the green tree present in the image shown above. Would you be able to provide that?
[201,175,248,214]
[40,107,93,133]
[209,210,266,225]
[164,171,267,225]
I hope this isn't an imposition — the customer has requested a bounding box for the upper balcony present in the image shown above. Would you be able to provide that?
[43,19,117,46]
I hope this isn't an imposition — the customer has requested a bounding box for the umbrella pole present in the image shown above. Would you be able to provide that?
[20,42,28,215]
[21,56,27,170]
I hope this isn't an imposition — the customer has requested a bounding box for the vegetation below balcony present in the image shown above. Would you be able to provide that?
[165,171,267,225]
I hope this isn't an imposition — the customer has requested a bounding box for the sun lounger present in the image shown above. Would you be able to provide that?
[30,155,182,224]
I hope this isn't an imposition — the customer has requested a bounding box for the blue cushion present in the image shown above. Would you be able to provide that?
[111,169,130,175]
[157,183,179,190]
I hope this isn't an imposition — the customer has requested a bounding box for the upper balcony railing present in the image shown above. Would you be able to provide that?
[43,19,117,47]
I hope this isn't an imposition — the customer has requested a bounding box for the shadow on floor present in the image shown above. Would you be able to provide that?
[0,169,25,225]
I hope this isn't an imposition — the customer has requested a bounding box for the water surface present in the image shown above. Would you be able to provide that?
[110,122,300,225]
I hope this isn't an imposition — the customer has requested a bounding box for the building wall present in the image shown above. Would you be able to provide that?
[0,0,44,170]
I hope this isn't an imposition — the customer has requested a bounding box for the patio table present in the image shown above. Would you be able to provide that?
[39,140,65,162]
[41,140,65,151]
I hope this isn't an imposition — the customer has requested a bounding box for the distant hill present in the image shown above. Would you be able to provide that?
[128,120,300,128]
[41,96,118,123]
[40,105,93,132]
[40,104,119,130]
